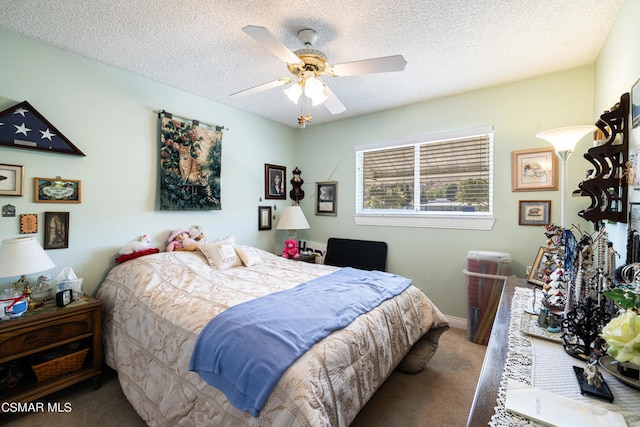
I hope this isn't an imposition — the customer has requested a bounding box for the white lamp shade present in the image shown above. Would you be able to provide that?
[276,206,310,230]
[0,237,55,278]
[304,77,323,99]
[284,82,303,104]
[535,125,597,153]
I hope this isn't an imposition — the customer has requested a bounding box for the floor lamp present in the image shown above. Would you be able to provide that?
[535,125,597,228]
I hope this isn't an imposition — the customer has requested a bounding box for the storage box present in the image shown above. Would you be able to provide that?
[30,345,88,383]
[464,251,511,345]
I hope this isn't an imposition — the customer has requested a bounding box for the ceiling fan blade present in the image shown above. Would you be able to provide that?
[230,79,287,98]
[242,25,302,65]
[322,85,346,114]
[330,55,407,76]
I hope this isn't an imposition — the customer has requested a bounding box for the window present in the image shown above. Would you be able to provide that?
[355,126,495,230]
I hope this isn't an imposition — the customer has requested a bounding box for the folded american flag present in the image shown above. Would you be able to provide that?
[0,100,84,156]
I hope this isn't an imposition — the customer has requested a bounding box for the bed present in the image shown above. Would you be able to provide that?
[96,243,449,426]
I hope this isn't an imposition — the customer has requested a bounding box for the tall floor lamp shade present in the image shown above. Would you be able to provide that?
[535,125,596,228]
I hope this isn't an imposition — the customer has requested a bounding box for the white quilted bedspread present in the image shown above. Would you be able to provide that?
[96,249,448,426]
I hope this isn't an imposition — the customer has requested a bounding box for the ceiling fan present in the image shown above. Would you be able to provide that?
[230,25,407,125]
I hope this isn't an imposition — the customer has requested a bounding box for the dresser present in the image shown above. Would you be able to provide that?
[0,295,102,404]
[467,277,640,426]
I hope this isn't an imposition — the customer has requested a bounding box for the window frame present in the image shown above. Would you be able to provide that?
[354,125,495,230]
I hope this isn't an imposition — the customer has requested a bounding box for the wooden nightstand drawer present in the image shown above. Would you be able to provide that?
[0,312,93,359]
[0,295,102,404]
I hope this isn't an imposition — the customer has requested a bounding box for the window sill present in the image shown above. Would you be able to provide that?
[353,214,496,230]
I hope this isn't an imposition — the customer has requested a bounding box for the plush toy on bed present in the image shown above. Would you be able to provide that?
[115,234,160,263]
[166,226,203,252]
[281,239,299,259]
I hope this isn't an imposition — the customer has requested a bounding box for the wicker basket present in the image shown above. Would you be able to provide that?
[31,347,88,383]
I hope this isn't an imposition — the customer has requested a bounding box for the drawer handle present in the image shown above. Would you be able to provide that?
[24,327,63,345]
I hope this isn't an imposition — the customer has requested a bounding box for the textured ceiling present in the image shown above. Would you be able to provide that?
[0,0,623,128]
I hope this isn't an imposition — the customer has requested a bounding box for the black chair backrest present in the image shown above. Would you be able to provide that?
[324,238,387,272]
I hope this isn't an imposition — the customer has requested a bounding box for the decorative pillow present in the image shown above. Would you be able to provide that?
[199,242,241,270]
[236,246,263,266]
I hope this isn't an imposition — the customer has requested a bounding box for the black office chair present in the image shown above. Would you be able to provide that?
[323,238,387,271]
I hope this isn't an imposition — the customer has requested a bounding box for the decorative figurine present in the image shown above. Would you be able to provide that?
[289,167,304,203]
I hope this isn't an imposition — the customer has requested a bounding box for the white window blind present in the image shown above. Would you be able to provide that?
[355,126,494,229]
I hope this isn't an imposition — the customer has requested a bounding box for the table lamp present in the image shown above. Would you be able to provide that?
[0,237,55,310]
[276,205,310,242]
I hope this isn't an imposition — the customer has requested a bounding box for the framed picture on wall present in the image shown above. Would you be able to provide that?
[632,77,640,128]
[511,148,558,191]
[258,206,272,230]
[316,181,337,216]
[0,164,24,196]
[34,177,81,203]
[43,211,69,249]
[264,164,286,200]
[629,203,640,231]
[519,200,551,226]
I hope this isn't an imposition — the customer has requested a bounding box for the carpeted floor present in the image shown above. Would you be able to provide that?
[1,327,486,426]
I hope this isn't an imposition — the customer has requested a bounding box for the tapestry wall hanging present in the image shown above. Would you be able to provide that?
[159,111,224,210]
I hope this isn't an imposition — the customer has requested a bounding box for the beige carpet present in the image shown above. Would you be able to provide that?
[2,327,485,427]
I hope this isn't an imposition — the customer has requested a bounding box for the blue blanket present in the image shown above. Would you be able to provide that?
[189,267,412,417]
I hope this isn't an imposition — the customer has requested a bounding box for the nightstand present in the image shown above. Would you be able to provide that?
[296,253,318,264]
[0,294,102,404]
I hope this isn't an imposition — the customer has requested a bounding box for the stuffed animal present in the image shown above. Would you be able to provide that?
[115,234,159,263]
[166,228,200,252]
[119,234,151,255]
[188,225,205,242]
[281,239,299,259]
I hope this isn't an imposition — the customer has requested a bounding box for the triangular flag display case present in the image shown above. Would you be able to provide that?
[0,100,85,156]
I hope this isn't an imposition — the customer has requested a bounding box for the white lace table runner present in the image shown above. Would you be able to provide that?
[489,286,640,427]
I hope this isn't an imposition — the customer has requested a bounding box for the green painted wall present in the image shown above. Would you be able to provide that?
[297,67,595,318]
[0,0,637,322]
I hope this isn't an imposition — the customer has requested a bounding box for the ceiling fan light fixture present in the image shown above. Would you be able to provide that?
[304,77,324,100]
[284,82,303,104]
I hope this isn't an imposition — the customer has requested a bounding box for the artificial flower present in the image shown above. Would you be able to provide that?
[600,310,640,365]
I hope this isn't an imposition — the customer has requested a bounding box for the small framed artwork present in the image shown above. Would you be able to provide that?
[527,246,561,286]
[0,164,24,196]
[630,203,640,231]
[20,214,38,234]
[264,164,286,200]
[519,200,551,226]
[34,177,81,203]
[44,211,69,249]
[258,206,272,230]
[511,148,558,191]
[632,77,640,129]
[316,181,337,216]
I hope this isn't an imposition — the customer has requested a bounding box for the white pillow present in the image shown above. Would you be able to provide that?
[199,242,241,270]
[236,246,263,266]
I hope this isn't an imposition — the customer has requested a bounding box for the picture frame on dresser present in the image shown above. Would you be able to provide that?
[0,164,24,196]
[43,211,69,249]
[527,245,560,286]
[511,148,557,191]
